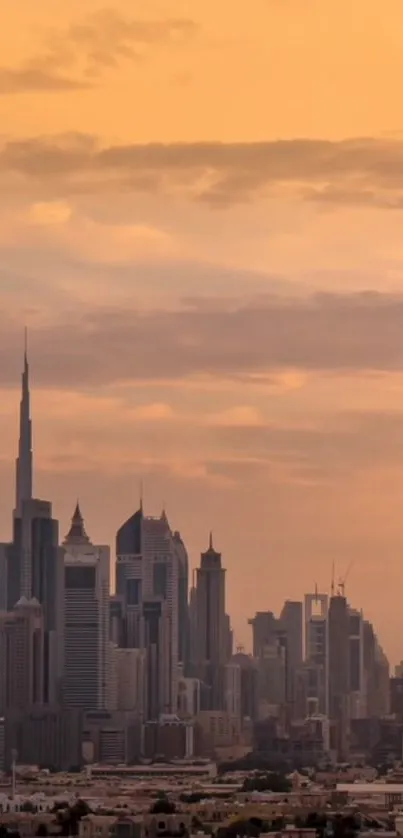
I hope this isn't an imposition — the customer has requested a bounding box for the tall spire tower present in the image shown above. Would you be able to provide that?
[15,329,33,515]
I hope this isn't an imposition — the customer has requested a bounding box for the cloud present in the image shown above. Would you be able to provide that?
[0,292,403,391]
[28,201,73,225]
[0,9,197,94]
[1,291,403,387]
[212,409,403,484]
[65,9,198,70]
[205,406,264,427]
[1,134,403,207]
[0,65,87,94]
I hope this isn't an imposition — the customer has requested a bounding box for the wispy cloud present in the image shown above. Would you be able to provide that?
[0,64,87,94]
[0,9,198,94]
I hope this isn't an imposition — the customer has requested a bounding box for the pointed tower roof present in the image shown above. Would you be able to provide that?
[201,531,222,568]
[64,501,91,545]
[116,505,142,556]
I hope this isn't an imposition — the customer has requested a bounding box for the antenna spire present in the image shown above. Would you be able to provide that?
[15,331,33,515]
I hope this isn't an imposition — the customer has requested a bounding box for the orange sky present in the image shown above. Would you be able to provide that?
[1,0,403,661]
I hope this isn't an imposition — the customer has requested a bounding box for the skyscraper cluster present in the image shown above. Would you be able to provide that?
[0,349,393,768]
[248,589,389,761]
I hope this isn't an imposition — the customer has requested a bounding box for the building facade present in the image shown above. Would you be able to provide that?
[62,504,110,711]
[193,535,228,710]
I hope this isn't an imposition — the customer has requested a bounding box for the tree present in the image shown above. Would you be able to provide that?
[57,799,93,837]
[149,798,176,815]
[218,818,263,838]
[242,772,291,794]
[20,802,36,813]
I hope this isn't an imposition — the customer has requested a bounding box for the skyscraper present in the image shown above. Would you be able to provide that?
[0,597,44,712]
[172,530,190,672]
[248,611,278,658]
[348,608,365,719]
[6,341,34,609]
[62,503,110,710]
[10,499,64,703]
[140,598,172,719]
[0,546,8,611]
[304,591,329,716]
[141,512,179,714]
[194,534,228,709]
[5,346,65,702]
[116,506,143,648]
[15,332,32,517]
[279,600,303,718]
[328,593,350,757]
[116,506,180,717]
[115,647,147,714]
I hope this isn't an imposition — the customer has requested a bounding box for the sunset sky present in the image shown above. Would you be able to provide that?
[2,0,403,660]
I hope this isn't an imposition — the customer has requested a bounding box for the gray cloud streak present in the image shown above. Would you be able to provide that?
[1,291,403,387]
[1,134,403,206]
[0,65,88,94]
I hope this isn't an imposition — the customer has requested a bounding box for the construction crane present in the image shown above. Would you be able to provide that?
[337,559,354,597]
[331,560,335,596]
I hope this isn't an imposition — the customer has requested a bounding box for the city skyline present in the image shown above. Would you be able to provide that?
[0,343,392,669]
[2,0,403,665]
[0,340,392,766]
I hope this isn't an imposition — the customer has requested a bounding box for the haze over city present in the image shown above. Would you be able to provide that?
[1,0,403,664]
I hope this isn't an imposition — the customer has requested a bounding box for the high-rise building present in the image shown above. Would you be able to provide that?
[231,652,259,722]
[115,507,143,648]
[177,676,201,718]
[109,594,126,648]
[6,347,64,705]
[361,619,389,718]
[188,582,198,673]
[193,535,228,710]
[0,597,44,712]
[62,504,110,711]
[6,707,82,771]
[304,591,328,716]
[116,647,147,715]
[224,613,233,660]
[116,507,181,716]
[248,611,278,658]
[140,598,172,719]
[373,640,390,717]
[348,608,365,719]
[328,593,350,757]
[142,512,179,708]
[224,662,241,717]
[172,531,189,672]
[256,638,286,720]
[0,545,8,611]
[10,499,64,703]
[279,600,303,717]
[7,341,33,608]
[15,333,32,518]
